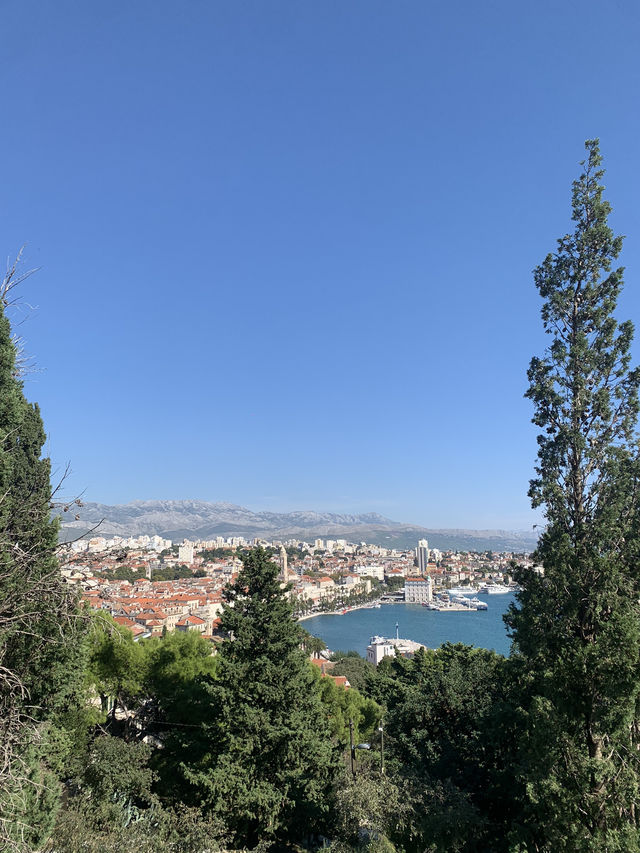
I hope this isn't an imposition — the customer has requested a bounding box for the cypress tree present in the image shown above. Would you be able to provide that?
[0,259,78,850]
[506,141,640,850]
[171,547,340,849]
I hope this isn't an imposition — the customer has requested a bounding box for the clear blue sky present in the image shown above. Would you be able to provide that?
[2,0,639,530]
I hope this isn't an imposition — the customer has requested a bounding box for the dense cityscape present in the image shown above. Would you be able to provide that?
[63,533,529,640]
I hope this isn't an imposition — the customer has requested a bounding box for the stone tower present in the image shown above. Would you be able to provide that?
[279,544,288,582]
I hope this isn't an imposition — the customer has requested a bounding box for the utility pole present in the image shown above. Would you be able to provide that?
[379,718,385,775]
[349,717,355,778]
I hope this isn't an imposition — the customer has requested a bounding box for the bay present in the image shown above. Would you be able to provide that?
[302,593,516,658]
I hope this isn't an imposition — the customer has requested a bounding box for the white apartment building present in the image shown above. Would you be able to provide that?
[357,565,385,582]
[178,541,194,563]
[405,575,433,604]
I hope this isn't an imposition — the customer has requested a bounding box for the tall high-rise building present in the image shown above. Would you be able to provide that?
[416,539,429,573]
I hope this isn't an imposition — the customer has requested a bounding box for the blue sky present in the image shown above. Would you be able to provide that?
[2,0,639,529]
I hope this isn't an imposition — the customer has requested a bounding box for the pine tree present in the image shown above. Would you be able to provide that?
[0,258,79,850]
[170,547,340,849]
[506,141,640,850]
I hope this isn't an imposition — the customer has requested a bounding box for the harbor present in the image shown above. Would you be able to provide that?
[302,595,516,658]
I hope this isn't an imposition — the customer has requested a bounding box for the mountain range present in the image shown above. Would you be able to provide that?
[58,500,538,553]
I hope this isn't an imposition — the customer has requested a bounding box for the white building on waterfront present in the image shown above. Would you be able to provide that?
[367,637,397,665]
[405,575,433,604]
[366,632,427,665]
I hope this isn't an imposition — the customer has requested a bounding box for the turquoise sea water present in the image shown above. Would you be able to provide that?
[303,594,516,658]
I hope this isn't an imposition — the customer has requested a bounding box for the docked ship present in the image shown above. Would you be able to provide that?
[422,593,488,612]
[478,583,512,594]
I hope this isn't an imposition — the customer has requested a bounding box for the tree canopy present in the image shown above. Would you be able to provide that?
[0,259,81,850]
[507,140,640,850]
[161,547,341,849]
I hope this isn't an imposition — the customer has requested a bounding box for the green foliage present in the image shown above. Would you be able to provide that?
[47,805,224,853]
[95,563,194,583]
[381,644,514,852]
[506,140,640,849]
[83,737,157,821]
[153,563,192,580]
[142,628,220,738]
[331,767,405,850]
[84,615,219,746]
[300,626,327,657]
[330,651,379,695]
[161,547,340,849]
[47,735,224,852]
[199,547,234,561]
[0,259,82,850]
[1,744,62,852]
[144,628,218,695]
[315,667,381,748]
[87,614,146,728]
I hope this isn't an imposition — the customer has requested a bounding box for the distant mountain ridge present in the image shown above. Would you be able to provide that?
[59,499,538,553]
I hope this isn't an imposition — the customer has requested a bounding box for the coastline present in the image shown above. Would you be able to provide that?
[297,601,385,622]
[296,595,515,658]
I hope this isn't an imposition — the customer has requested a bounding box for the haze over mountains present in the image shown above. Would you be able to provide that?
[59,500,539,552]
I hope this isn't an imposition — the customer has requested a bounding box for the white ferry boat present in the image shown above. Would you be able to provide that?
[478,583,512,594]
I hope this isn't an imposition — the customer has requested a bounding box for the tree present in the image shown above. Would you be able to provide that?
[330,651,379,695]
[87,615,147,731]
[506,140,640,849]
[0,256,80,850]
[315,668,381,751]
[379,644,515,853]
[47,734,225,853]
[166,547,340,849]
[332,767,405,852]
[300,626,327,657]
